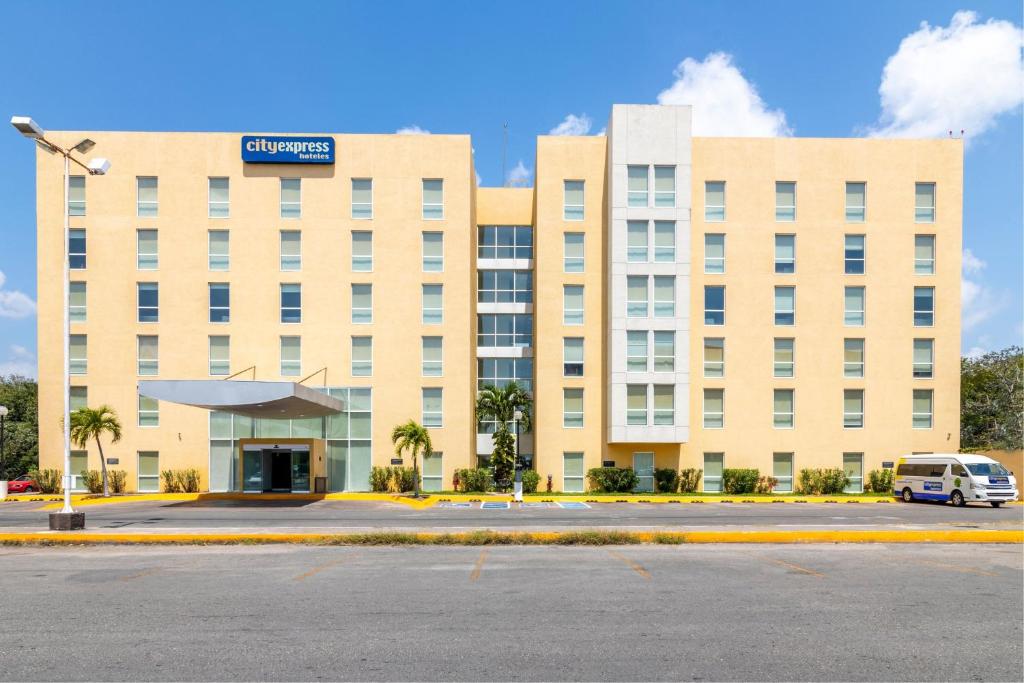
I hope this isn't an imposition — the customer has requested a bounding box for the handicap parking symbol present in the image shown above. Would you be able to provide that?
[481,501,511,510]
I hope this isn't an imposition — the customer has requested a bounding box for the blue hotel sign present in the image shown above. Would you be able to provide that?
[241,135,335,164]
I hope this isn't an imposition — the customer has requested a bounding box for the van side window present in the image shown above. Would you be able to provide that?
[952,464,968,477]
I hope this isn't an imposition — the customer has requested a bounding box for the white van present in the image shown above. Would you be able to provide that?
[893,453,1018,507]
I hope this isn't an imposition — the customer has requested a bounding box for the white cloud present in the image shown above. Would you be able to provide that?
[395,125,430,135]
[475,172,483,187]
[0,270,36,319]
[964,345,987,359]
[961,248,1006,330]
[962,247,986,274]
[549,113,593,136]
[0,344,36,378]
[867,11,1024,140]
[657,52,791,136]
[506,160,532,187]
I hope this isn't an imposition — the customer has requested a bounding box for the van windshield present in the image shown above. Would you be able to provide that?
[965,463,1010,476]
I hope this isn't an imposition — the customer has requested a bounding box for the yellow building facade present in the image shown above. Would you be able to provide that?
[36,104,962,493]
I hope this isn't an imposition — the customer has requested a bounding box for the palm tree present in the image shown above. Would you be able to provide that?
[475,382,532,490]
[390,419,432,498]
[69,405,122,497]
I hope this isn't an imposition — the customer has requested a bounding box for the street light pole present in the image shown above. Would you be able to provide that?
[0,404,8,500]
[513,409,523,503]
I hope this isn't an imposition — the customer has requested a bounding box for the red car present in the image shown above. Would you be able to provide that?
[7,475,40,494]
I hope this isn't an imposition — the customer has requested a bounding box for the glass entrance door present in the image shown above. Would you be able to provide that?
[269,450,292,491]
[291,450,310,492]
[633,452,654,492]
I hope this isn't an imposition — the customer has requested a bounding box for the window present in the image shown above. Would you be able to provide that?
[703,388,724,428]
[773,453,794,493]
[653,385,674,425]
[563,285,584,325]
[422,388,443,427]
[774,338,794,378]
[564,180,584,220]
[351,178,372,219]
[703,338,724,377]
[138,395,159,428]
[69,175,85,216]
[208,230,229,271]
[844,339,865,378]
[654,221,675,262]
[627,331,648,372]
[423,232,444,271]
[844,286,865,326]
[351,336,372,377]
[704,286,725,325]
[627,276,648,317]
[136,230,158,270]
[705,181,725,221]
[914,287,934,326]
[563,338,584,377]
[915,182,935,222]
[280,336,300,376]
[563,452,585,493]
[627,165,648,207]
[775,181,796,221]
[654,166,675,207]
[845,182,865,222]
[774,286,795,326]
[69,335,87,374]
[422,284,442,324]
[844,235,865,274]
[422,179,444,220]
[913,339,934,379]
[478,270,532,304]
[70,386,88,411]
[69,229,86,269]
[563,388,584,427]
[137,283,158,322]
[703,453,724,492]
[422,337,443,376]
[653,331,675,372]
[626,385,648,425]
[563,232,584,272]
[774,234,795,273]
[137,176,158,217]
[653,276,675,317]
[704,234,725,273]
[477,314,533,347]
[138,452,159,492]
[422,452,442,492]
[843,453,864,493]
[280,231,301,271]
[478,225,533,259]
[209,177,229,218]
[352,284,373,324]
[773,389,795,428]
[913,389,933,428]
[280,284,300,323]
[280,178,301,218]
[627,221,648,262]
[351,231,373,272]
[477,357,533,393]
[916,235,936,275]
[70,282,86,322]
[137,335,158,376]
[843,389,864,428]
[209,336,229,376]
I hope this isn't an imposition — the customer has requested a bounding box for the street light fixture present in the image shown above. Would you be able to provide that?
[10,115,111,529]
[513,409,524,503]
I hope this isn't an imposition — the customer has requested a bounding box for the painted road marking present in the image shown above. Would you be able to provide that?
[761,557,825,578]
[557,502,591,510]
[911,559,999,577]
[293,557,351,581]
[481,502,510,510]
[608,550,651,579]
[469,549,488,581]
[435,502,473,508]
[119,567,161,582]
[519,502,556,509]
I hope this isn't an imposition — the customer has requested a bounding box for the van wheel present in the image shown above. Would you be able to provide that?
[950,490,965,507]
[901,488,914,503]
[990,502,1002,508]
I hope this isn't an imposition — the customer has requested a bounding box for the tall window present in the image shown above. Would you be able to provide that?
[422,337,443,376]
[208,230,229,271]
[137,176,158,217]
[69,282,86,322]
[705,181,725,221]
[773,453,794,493]
[703,388,724,428]
[280,231,301,271]
[626,385,647,425]
[654,221,675,262]
[138,452,160,492]
[704,234,725,273]
[915,235,935,275]
[138,395,159,427]
[627,221,648,262]
[774,286,795,326]
[563,452,585,492]
[845,182,865,222]
[705,286,725,325]
[137,229,158,270]
[477,314,533,348]
[843,389,864,428]
[843,453,864,493]
[69,229,86,269]
[280,284,300,323]
[563,285,584,325]
[653,385,674,425]
[913,389,933,428]
[137,283,158,322]
[563,232,584,272]
[914,287,934,326]
[351,336,372,377]
[421,388,443,427]
[915,182,935,223]
[70,386,88,411]
[626,330,648,372]
[69,335,87,374]
[703,453,724,492]
[209,336,229,376]
[627,276,648,318]
[208,177,229,218]
[478,226,533,259]
[352,284,373,324]
[280,178,301,219]
[774,234,795,273]
[352,231,373,271]
[137,335,158,376]
[654,166,675,207]
[844,339,865,378]
[422,284,442,324]
[773,389,795,428]
[563,388,584,427]
[844,286,865,326]
[563,338,584,377]
[68,175,85,216]
[774,338,794,378]
[422,452,443,492]
[653,332,675,372]
[627,166,648,207]
[913,339,934,379]
[844,235,865,274]
[280,336,301,376]
[422,232,444,271]
[703,338,724,377]
[351,178,372,219]
[775,181,796,221]
[422,179,444,220]
[653,276,675,317]
[563,180,584,220]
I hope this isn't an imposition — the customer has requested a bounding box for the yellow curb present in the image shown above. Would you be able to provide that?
[39,492,433,511]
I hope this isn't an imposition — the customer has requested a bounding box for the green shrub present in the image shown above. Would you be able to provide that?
[457,468,493,493]
[722,468,760,494]
[82,470,103,494]
[161,470,179,493]
[654,468,679,493]
[522,469,540,494]
[109,470,127,494]
[679,468,702,493]
[754,475,778,494]
[30,469,63,494]
[160,468,201,493]
[866,469,895,493]
[797,468,850,495]
[586,467,639,493]
[370,466,388,492]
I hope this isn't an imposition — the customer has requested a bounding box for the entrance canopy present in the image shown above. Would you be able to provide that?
[138,380,344,419]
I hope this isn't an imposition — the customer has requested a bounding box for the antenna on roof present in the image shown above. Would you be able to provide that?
[501,122,508,187]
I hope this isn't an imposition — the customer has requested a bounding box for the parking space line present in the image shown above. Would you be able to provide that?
[119,567,161,582]
[760,557,825,578]
[608,550,651,579]
[910,559,999,577]
[293,557,350,581]
[469,549,488,582]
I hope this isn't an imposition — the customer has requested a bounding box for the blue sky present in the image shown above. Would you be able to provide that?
[0,0,1021,377]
